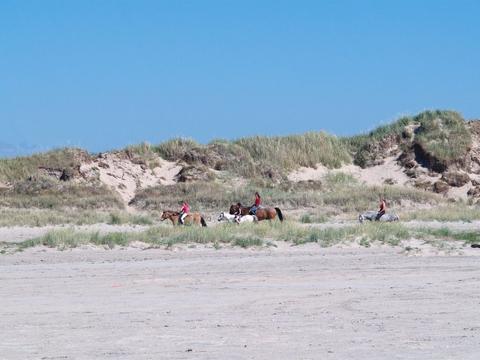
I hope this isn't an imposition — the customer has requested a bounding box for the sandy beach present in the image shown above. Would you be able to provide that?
[1,244,479,359]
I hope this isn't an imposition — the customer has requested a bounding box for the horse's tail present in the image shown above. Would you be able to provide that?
[201,216,207,227]
[275,208,284,222]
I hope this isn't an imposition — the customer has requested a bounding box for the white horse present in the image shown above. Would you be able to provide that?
[217,212,237,223]
[358,211,399,223]
[236,214,257,224]
[217,212,257,224]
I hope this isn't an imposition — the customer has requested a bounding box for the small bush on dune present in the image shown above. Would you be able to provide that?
[345,116,412,154]
[156,138,201,162]
[0,148,90,183]
[414,110,471,165]
[232,236,263,248]
[108,212,124,225]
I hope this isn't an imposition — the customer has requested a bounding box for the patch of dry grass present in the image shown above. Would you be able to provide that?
[402,205,480,222]
[0,148,90,183]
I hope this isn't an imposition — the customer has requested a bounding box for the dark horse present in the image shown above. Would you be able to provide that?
[229,203,283,222]
[161,210,207,227]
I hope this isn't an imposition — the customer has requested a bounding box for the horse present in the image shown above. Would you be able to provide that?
[161,210,207,227]
[217,212,257,224]
[217,212,237,223]
[229,203,283,222]
[358,210,399,223]
[236,214,257,224]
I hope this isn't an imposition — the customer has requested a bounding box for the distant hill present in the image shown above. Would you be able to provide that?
[1,110,479,211]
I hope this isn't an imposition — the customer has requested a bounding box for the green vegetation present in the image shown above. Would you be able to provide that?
[106,211,154,225]
[0,178,123,209]
[131,179,440,213]
[153,132,351,179]
[419,227,480,244]
[6,220,479,252]
[234,132,351,171]
[413,110,471,164]
[0,148,89,183]
[0,110,470,185]
[349,110,471,168]
[402,205,480,222]
[345,116,412,154]
[17,229,130,250]
[0,109,471,215]
[0,208,155,227]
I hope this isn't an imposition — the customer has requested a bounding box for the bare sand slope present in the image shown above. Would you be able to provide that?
[1,246,479,359]
[288,156,410,186]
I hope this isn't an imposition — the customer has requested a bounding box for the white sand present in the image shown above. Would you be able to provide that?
[288,156,480,199]
[288,156,410,186]
[80,153,182,206]
[1,245,479,359]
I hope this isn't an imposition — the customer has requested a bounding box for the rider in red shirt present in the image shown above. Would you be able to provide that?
[250,192,261,215]
[179,201,190,225]
[376,198,386,221]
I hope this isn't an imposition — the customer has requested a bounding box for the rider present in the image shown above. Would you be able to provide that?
[375,197,386,221]
[249,192,261,215]
[179,201,190,225]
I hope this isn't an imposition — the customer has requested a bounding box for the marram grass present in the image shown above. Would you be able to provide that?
[5,221,478,252]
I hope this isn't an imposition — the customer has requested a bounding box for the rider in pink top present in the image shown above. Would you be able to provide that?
[179,201,190,225]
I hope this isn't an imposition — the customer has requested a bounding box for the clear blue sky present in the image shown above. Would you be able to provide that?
[1,0,479,156]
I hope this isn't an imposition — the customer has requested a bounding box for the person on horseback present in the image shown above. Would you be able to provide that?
[179,201,190,225]
[249,192,261,215]
[375,197,386,221]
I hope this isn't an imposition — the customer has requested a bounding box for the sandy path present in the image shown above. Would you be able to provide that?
[1,246,479,359]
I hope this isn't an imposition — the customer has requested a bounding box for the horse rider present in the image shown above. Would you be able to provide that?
[375,197,386,221]
[249,192,261,215]
[179,201,190,225]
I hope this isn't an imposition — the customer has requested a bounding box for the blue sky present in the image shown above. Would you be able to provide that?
[1,0,479,156]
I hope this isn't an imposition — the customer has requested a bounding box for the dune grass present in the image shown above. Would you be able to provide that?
[345,115,412,165]
[402,205,480,222]
[0,174,124,210]
[152,132,352,179]
[0,208,155,227]
[0,148,90,183]
[131,175,441,213]
[347,110,471,168]
[233,131,351,170]
[8,219,478,252]
[0,110,471,185]
[0,109,472,216]
[413,110,471,165]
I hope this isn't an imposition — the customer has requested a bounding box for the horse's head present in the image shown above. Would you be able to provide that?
[161,210,177,221]
[229,203,241,215]
[217,212,225,222]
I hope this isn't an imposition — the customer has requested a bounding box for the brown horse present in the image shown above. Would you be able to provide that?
[229,203,283,222]
[161,210,207,227]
